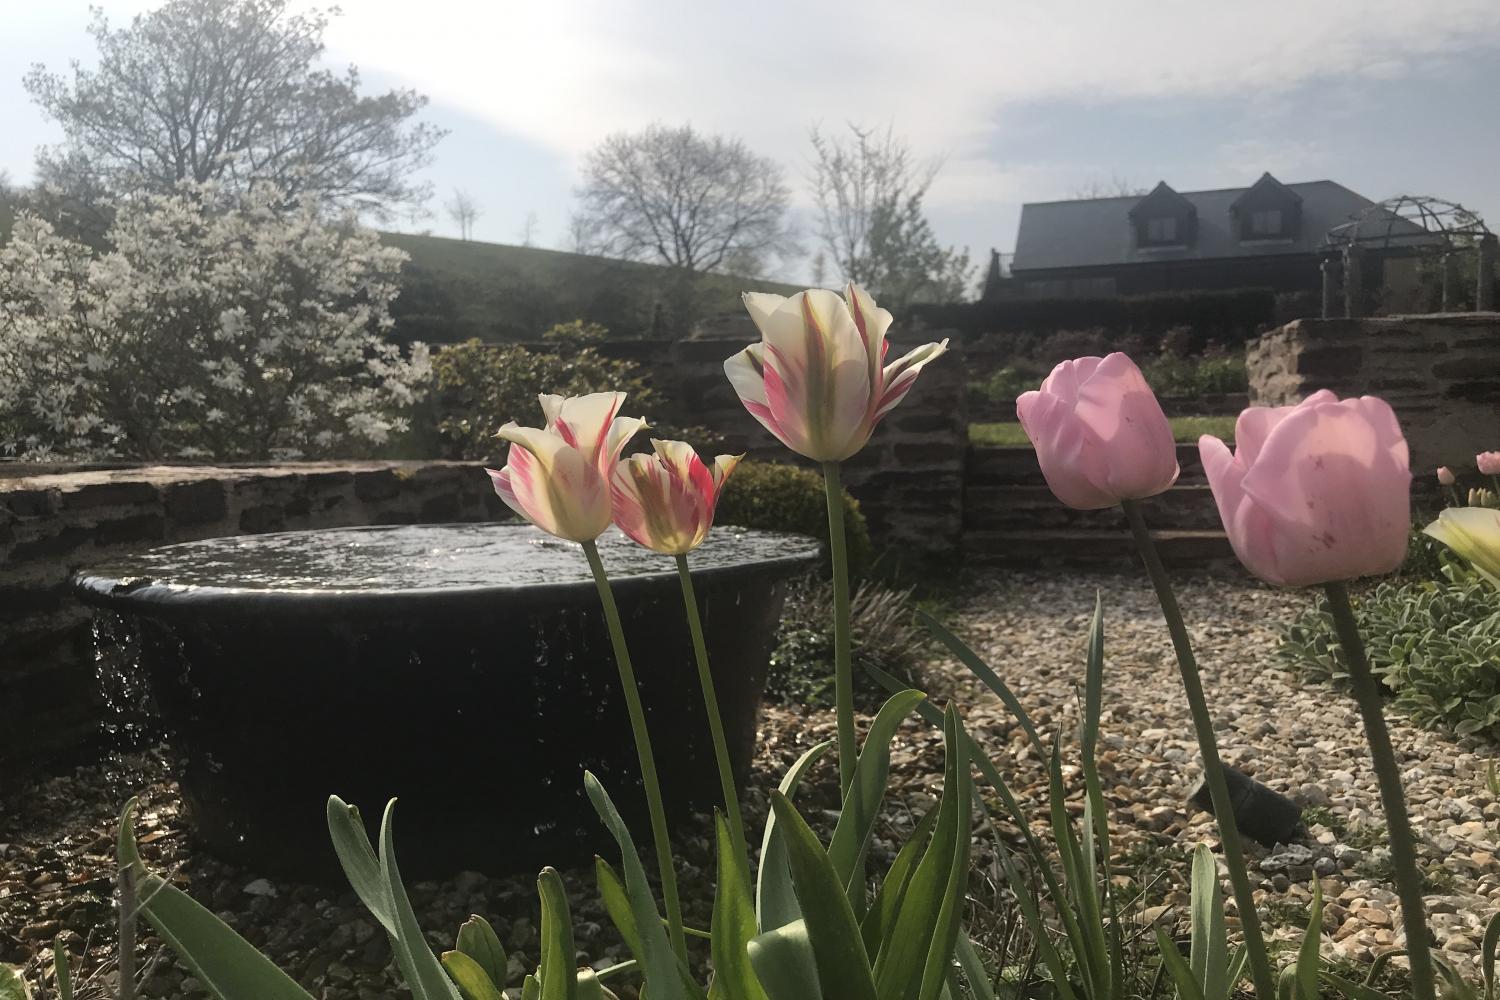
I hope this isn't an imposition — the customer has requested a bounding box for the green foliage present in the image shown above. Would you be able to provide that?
[1139,353,1247,398]
[1280,570,1500,739]
[766,578,925,708]
[0,965,31,1000]
[970,415,1235,448]
[715,462,873,577]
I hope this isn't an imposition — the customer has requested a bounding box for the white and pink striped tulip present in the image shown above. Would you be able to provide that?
[486,392,647,543]
[611,440,741,555]
[724,285,948,462]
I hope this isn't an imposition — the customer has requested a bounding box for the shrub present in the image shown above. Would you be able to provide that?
[0,181,428,461]
[426,321,717,460]
[766,576,926,708]
[1279,567,1500,739]
[1140,352,1247,397]
[715,461,873,577]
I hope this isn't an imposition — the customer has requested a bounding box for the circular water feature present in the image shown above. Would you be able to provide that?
[72,522,819,879]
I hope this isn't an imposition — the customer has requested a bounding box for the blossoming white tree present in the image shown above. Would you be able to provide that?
[0,181,430,461]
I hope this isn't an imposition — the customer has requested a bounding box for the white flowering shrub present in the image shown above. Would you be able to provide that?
[0,182,430,461]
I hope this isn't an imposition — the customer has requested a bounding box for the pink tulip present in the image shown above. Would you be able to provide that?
[1478,452,1500,476]
[1015,353,1180,509]
[724,284,948,462]
[486,392,647,543]
[1199,390,1411,587]
[612,440,742,555]
[1437,466,1456,486]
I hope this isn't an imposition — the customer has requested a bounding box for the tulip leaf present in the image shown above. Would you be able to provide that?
[828,690,925,901]
[710,814,769,1000]
[522,975,541,1000]
[916,609,1046,759]
[871,706,971,1000]
[767,793,877,1000]
[584,771,688,1000]
[861,801,939,958]
[954,934,996,1000]
[1155,928,1209,1000]
[116,798,316,1000]
[1188,843,1229,999]
[454,915,508,990]
[537,868,578,1000]
[326,797,397,935]
[378,800,466,1000]
[1293,879,1324,1000]
[0,966,31,1000]
[747,921,822,1000]
[757,740,834,932]
[52,935,73,1000]
[594,858,644,961]
[441,951,504,1000]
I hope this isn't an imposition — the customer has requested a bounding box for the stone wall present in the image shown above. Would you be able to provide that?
[0,461,502,770]
[1248,313,1500,475]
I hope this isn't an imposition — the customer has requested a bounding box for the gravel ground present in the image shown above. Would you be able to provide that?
[3,570,1496,996]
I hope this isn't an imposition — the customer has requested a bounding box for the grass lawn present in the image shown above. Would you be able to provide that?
[970,414,1236,447]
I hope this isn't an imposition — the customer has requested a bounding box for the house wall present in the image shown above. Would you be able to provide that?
[1013,253,1321,298]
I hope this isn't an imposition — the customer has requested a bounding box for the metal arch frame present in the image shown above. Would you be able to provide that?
[1324,194,1490,253]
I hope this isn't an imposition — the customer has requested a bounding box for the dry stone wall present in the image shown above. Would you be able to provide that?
[1248,313,1500,476]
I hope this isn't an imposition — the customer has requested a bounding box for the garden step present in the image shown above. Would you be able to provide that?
[962,483,1222,532]
[963,528,1234,567]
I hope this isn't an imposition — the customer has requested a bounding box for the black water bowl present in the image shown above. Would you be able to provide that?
[71,522,819,879]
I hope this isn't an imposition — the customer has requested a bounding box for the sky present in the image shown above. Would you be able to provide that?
[5,0,1500,285]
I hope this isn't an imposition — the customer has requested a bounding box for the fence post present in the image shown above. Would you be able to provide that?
[1320,254,1338,318]
[1478,234,1498,311]
[1343,244,1364,319]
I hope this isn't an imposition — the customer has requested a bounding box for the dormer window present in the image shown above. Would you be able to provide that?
[1249,208,1283,237]
[1146,217,1179,243]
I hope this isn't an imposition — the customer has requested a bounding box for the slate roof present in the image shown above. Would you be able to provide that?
[1013,179,1382,272]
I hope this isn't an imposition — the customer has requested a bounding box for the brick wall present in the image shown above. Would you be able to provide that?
[0,461,502,770]
[1247,313,1500,475]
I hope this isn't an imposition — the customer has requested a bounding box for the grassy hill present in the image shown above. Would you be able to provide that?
[383,231,802,343]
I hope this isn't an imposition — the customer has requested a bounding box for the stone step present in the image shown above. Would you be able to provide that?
[963,528,1234,568]
[962,483,1223,532]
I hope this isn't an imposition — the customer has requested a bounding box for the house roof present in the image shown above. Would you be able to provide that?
[1013,178,1384,272]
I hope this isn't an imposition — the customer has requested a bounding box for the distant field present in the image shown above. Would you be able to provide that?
[383,231,803,343]
[970,414,1236,447]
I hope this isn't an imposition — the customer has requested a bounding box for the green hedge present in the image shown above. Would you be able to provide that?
[909,287,1276,344]
[716,461,873,578]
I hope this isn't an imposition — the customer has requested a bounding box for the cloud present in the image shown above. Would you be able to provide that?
[324,0,1500,174]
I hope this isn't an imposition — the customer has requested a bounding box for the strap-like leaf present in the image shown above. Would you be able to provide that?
[584,771,688,1000]
[747,921,823,1000]
[594,858,645,961]
[1156,929,1208,1000]
[327,797,397,936]
[377,800,465,1000]
[953,934,996,1000]
[757,740,834,931]
[0,965,31,1000]
[116,799,316,1000]
[454,915,508,990]
[917,609,1046,759]
[710,814,769,1000]
[538,868,578,1000]
[861,803,940,958]
[768,793,879,1000]
[1483,909,1500,1000]
[1188,843,1230,999]
[441,951,504,1000]
[52,935,73,1000]
[828,691,926,901]
[1292,879,1324,1000]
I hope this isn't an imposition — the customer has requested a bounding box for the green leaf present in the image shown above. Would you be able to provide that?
[1292,879,1323,1000]
[1316,971,1401,1000]
[376,801,465,1000]
[0,965,31,1000]
[522,975,542,1000]
[917,609,1046,759]
[710,814,769,1000]
[953,934,996,1000]
[872,706,971,1000]
[441,951,504,1000]
[52,935,73,1000]
[1155,929,1208,1000]
[828,690,926,902]
[326,797,398,936]
[594,858,644,962]
[767,792,879,1000]
[861,803,940,958]
[1483,910,1500,1000]
[454,915,508,990]
[116,798,316,1000]
[538,868,578,1000]
[758,740,834,932]
[1188,844,1229,1000]
[747,921,823,1000]
[584,771,688,1000]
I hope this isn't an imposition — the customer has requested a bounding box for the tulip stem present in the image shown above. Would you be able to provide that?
[674,553,751,876]
[1122,500,1277,1000]
[1323,581,1436,1000]
[822,460,857,798]
[582,540,687,963]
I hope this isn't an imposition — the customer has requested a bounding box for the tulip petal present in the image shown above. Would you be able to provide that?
[1234,389,1339,467]
[725,343,799,451]
[1424,506,1500,584]
[742,292,788,333]
[1239,396,1411,584]
[710,453,742,497]
[875,339,949,421]
[549,392,626,464]
[1200,434,1286,584]
[760,291,872,460]
[1038,356,1104,404]
[1072,353,1178,499]
[845,283,894,382]
[602,415,649,469]
[1016,389,1117,510]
